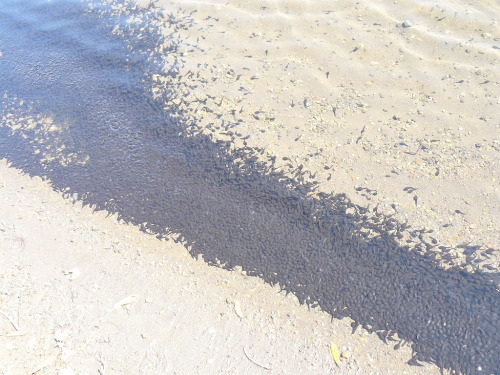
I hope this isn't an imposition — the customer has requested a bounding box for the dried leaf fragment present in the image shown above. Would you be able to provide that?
[234,300,243,318]
[32,355,56,374]
[330,342,341,367]
[5,330,30,337]
[114,294,139,309]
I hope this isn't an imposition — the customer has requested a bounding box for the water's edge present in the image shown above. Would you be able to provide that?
[0,1,498,374]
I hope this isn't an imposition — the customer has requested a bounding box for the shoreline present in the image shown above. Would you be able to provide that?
[149,0,499,275]
[0,160,439,374]
[1,0,498,373]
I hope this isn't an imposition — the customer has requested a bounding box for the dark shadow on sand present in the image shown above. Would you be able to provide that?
[0,1,498,373]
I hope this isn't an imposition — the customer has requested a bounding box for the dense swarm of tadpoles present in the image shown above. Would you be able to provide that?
[0,1,499,374]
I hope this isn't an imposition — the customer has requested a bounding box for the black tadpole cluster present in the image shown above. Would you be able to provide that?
[0,1,499,374]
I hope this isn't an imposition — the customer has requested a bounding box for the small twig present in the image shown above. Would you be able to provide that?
[403,143,421,155]
[97,353,106,375]
[0,309,19,331]
[243,346,271,371]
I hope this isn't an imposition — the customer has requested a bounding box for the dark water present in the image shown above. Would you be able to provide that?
[0,1,499,373]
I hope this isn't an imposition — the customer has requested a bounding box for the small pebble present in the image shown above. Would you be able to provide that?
[341,350,352,360]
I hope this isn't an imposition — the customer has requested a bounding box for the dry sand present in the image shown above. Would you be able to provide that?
[1,0,499,374]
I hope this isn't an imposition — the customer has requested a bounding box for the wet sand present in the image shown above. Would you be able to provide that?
[155,0,499,258]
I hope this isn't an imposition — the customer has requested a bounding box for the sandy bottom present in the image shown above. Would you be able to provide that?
[1,0,499,373]
[152,0,499,258]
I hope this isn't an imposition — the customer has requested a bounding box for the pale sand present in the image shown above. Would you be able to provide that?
[1,0,499,373]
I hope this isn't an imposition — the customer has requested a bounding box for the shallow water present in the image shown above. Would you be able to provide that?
[0,1,499,374]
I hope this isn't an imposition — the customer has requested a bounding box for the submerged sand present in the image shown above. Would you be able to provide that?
[154,0,499,258]
[1,0,499,373]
